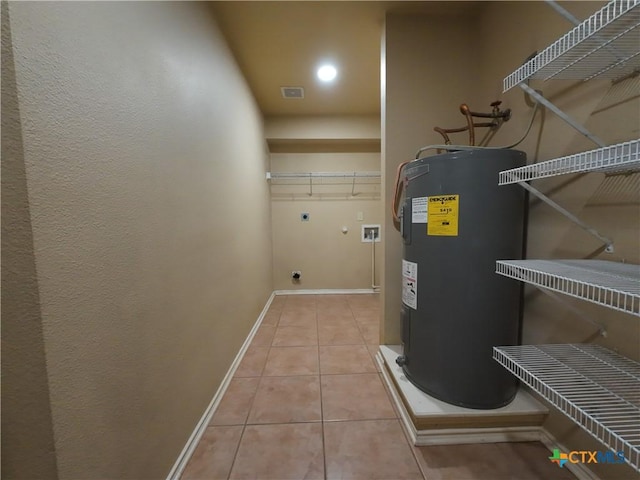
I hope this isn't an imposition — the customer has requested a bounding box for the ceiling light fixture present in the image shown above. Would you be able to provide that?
[317,64,337,82]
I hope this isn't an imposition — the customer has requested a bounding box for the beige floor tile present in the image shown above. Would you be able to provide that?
[496,442,578,479]
[316,293,348,305]
[272,325,318,346]
[261,311,281,327]
[281,305,317,317]
[317,297,350,307]
[321,373,396,421]
[316,303,351,315]
[319,345,377,375]
[286,293,316,300]
[278,310,316,327]
[210,377,260,426]
[366,344,382,372]
[269,296,287,311]
[318,323,364,345]
[414,442,579,480]
[415,443,493,480]
[234,345,269,377]
[316,310,356,326]
[229,423,324,480]
[324,419,422,480]
[355,316,379,326]
[346,293,380,308]
[263,346,319,376]
[251,325,276,346]
[284,295,316,309]
[353,310,380,323]
[317,303,351,314]
[357,322,380,345]
[247,376,321,424]
[181,425,243,480]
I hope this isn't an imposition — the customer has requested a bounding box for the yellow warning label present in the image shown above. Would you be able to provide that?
[427,194,459,236]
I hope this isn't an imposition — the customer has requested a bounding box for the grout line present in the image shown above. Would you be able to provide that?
[314,298,328,480]
[346,297,377,347]
[322,416,399,424]
[227,296,286,479]
[225,422,246,479]
[244,419,323,427]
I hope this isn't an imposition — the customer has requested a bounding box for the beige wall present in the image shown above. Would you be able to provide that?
[1,3,58,477]
[475,3,639,477]
[266,115,380,142]
[2,2,272,479]
[270,151,382,290]
[381,12,481,344]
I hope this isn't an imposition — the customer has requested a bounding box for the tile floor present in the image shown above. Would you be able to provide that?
[181,294,577,480]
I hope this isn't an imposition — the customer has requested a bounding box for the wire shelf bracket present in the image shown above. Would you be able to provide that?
[519,84,607,148]
[493,344,640,472]
[499,139,640,252]
[496,259,640,316]
[517,180,615,251]
[504,0,640,92]
[499,139,640,184]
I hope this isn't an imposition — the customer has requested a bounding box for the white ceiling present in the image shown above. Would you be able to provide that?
[210,1,484,117]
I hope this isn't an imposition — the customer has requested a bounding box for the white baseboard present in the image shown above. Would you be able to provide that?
[166,291,276,480]
[274,288,376,295]
[376,348,602,480]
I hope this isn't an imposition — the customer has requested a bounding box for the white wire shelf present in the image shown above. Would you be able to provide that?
[496,260,640,316]
[267,171,381,197]
[267,171,381,180]
[504,0,640,92]
[499,139,640,184]
[493,344,640,472]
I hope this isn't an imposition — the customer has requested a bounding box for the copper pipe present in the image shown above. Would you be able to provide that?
[463,101,512,120]
[433,127,453,145]
[392,160,411,231]
[434,122,498,147]
[459,104,475,145]
[433,101,511,149]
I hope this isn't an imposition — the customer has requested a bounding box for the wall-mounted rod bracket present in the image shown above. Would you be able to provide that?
[537,287,607,337]
[518,180,614,252]
[518,83,606,148]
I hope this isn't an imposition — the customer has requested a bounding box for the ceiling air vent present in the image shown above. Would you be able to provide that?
[281,86,304,99]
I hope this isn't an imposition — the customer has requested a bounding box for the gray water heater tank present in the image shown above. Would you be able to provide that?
[398,148,526,409]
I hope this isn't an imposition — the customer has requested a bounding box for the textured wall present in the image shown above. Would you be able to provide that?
[270,151,382,290]
[382,13,481,344]
[1,3,58,477]
[4,2,272,478]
